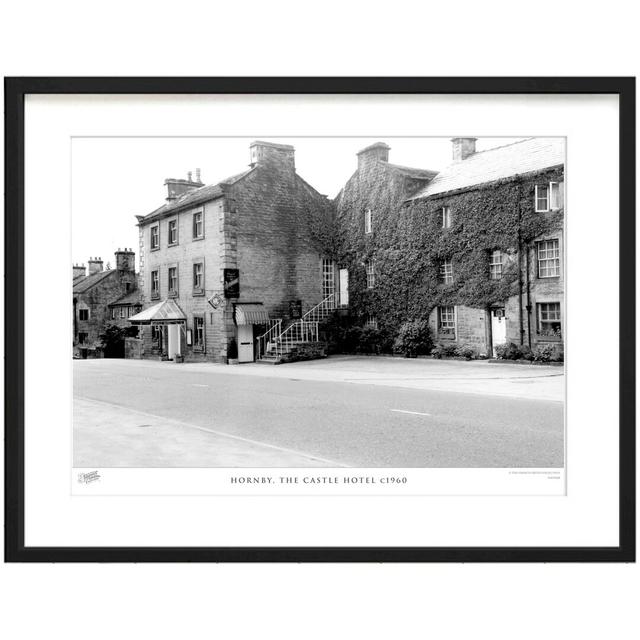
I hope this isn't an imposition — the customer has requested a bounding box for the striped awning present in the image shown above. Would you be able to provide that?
[235,304,269,325]
[128,299,186,324]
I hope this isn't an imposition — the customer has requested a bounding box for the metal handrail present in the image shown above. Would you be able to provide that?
[301,292,336,323]
[273,320,318,359]
[256,319,282,360]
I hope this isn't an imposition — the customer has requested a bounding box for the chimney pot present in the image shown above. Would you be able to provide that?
[195,168,201,182]
[187,171,192,181]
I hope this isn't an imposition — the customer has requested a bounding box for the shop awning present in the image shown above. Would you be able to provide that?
[235,303,270,325]
[128,299,187,324]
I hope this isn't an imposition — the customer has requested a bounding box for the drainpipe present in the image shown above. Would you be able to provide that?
[517,184,525,346]
[525,245,532,349]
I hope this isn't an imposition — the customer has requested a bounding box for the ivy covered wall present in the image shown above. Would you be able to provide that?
[334,156,564,351]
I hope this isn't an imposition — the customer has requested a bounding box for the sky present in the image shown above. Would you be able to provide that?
[71,136,525,270]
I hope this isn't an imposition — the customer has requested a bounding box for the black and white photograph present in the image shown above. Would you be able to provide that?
[72,135,565,473]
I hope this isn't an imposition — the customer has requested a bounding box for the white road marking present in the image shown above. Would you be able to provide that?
[391,409,432,417]
[191,384,209,387]
[76,396,348,467]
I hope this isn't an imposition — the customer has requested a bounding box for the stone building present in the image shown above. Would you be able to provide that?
[334,137,564,357]
[72,249,139,358]
[129,141,333,363]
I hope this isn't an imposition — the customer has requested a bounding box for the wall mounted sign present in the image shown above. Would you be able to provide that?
[223,268,240,298]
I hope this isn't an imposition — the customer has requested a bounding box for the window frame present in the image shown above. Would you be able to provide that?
[167,219,178,246]
[365,260,375,289]
[150,270,160,299]
[78,308,89,321]
[150,224,160,250]
[193,315,205,349]
[365,313,378,330]
[536,239,561,278]
[192,210,204,240]
[364,208,373,234]
[168,265,179,297]
[536,301,562,339]
[192,261,204,295]
[442,206,452,229]
[489,249,503,280]
[438,305,456,339]
[439,258,453,284]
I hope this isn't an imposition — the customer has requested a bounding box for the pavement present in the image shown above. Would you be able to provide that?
[74,356,564,468]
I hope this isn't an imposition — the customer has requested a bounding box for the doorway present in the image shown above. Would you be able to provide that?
[490,307,506,357]
[237,325,254,363]
[167,324,182,360]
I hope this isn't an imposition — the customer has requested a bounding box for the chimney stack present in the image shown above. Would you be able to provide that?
[195,167,201,183]
[451,137,477,163]
[249,141,295,172]
[356,142,390,171]
[88,257,103,275]
[115,248,135,272]
[73,264,86,279]
[164,171,204,201]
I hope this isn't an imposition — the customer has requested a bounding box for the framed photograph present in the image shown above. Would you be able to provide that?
[4,77,635,562]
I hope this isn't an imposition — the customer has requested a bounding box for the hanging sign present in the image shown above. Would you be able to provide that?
[223,269,240,298]
[207,292,224,309]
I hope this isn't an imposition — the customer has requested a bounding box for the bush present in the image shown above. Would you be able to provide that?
[533,343,564,362]
[356,327,384,354]
[393,320,433,358]
[495,342,523,360]
[431,342,458,359]
[455,344,480,360]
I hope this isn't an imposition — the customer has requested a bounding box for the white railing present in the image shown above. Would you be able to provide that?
[256,319,282,360]
[302,292,336,323]
[272,320,319,360]
[258,294,336,361]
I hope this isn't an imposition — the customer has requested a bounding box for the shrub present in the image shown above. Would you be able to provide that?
[455,344,480,360]
[356,327,384,354]
[393,320,433,358]
[431,342,458,359]
[494,342,534,360]
[533,343,564,362]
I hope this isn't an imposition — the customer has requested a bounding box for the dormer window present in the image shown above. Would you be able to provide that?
[365,209,373,234]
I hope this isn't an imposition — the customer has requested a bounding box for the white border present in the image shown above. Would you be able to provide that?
[24,93,619,547]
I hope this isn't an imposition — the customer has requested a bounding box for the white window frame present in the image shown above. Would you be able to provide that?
[489,249,503,280]
[193,262,203,290]
[151,270,159,297]
[193,316,205,348]
[442,206,452,228]
[549,181,563,210]
[168,266,178,295]
[439,259,453,284]
[322,258,335,298]
[366,261,375,289]
[438,305,456,337]
[537,302,562,337]
[193,211,204,239]
[364,209,373,234]
[150,224,159,249]
[168,219,178,245]
[537,239,560,278]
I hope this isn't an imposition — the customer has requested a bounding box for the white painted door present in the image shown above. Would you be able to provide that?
[167,324,181,360]
[339,268,349,307]
[491,308,506,356]
[237,325,254,363]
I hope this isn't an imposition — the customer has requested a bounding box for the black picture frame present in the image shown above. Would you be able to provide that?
[4,77,635,563]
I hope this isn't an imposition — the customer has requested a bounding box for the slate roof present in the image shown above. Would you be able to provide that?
[140,168,254,223]
[408,138,565,200]
[72,269,115,294]
[386,162,438,180]
[109,290,143,307]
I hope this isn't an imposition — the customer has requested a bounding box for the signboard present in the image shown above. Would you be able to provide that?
[207,293,224,309]
[223,269,240,298]
[289,299,302,319]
